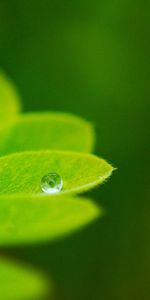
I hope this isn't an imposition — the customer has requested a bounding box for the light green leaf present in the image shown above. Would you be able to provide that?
[0,72,21,124]
[0,258,50,300]
[0,195,101,245]
[0,112,94,155]
[0,151,110,245]
[0,151,113,195]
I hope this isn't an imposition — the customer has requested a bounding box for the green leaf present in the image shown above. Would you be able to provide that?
[0,112,94,155]
[0,195,101,245]
[0,151,113,195]
[0,257,50,300]
[0,72,21,124]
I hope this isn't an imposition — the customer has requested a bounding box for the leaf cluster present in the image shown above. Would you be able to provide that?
[0,72,114,299]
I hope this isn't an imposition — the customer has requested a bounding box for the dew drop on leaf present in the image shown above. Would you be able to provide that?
[41,172,63,194]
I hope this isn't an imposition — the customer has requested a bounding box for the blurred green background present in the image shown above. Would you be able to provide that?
[0,0,149,299]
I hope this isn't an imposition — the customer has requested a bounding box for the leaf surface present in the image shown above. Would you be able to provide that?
[0,195,100,245]
[0,151,113,195]
[0,112,94,155]
[0,72,21,124]
[0,258,50,300]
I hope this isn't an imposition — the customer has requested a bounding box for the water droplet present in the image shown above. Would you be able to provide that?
[41,172,63,194]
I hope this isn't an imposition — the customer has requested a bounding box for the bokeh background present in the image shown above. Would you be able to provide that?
[0,0,150,299]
